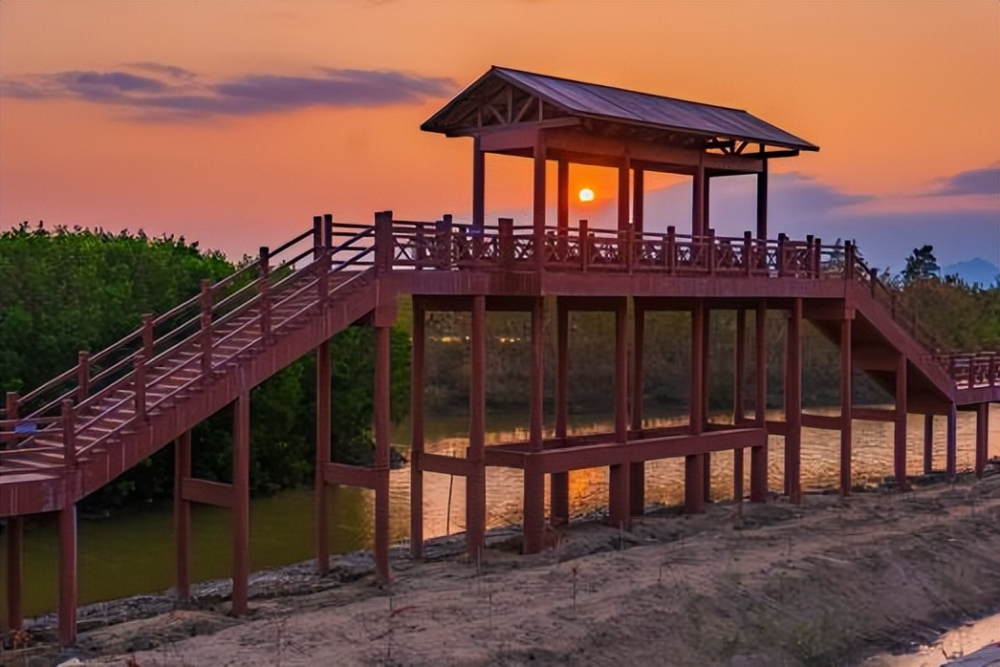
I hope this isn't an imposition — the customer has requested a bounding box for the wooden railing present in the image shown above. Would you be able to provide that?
[1,216,375,473]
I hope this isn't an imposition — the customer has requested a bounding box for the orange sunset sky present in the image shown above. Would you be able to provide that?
[1,1,998,273]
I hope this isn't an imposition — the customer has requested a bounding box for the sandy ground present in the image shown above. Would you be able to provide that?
[10,471,1000,667]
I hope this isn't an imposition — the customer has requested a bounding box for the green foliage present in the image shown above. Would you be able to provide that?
[901,244,941,284]
[0,222,410,513]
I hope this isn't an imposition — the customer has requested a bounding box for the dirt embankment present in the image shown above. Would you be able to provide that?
[10,473,1000,667]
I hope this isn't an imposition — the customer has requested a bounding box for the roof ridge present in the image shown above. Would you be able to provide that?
[491,65,751,115]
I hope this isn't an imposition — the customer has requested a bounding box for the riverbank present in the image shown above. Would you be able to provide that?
[5,468,999,667]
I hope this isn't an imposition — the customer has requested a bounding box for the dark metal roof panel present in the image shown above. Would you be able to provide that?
[425,66,818,151]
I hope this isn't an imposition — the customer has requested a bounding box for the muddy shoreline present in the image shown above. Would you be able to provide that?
[4,470,999,667]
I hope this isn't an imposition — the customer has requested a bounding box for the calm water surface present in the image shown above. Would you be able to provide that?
[1,405,997,622]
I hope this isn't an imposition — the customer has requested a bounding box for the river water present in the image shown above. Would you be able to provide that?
[0,405,996,623]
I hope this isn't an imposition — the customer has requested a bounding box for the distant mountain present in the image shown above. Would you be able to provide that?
[942,258,999,287]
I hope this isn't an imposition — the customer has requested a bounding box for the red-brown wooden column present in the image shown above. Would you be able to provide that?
[750,301,768,502]
[467,296,487,560]
[693,155,706,237]
[58,497,77,645]
[975,403,989,478]
[533,135,547,270]
[374,325,392,581]
[632,168,645,234]
[551,299,570,526]
[410,300,426,558]
[840,317,853,495]
[922,414,934,475]
[472,136,485,229]
[524,298,547,553]
[946,403,957,479]
[702,305,712,502]
[557,160,569,232]
[608,299,630,529]
[893,355,909,491]
[630,302,645,516]
[686,303,706,513]
[756,152,768,239]
[784,300,802,504]
[174,430,192,600]
[618,157,630,232]
[315,340,331,574]
[232,391,250,615]
[5,516,23,633]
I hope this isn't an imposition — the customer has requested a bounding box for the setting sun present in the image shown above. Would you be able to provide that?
[579,188,595,202]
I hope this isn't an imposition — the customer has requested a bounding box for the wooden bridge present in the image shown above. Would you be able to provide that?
[1,66,997,646]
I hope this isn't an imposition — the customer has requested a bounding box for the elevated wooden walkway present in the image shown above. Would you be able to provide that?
[1,216,996,644]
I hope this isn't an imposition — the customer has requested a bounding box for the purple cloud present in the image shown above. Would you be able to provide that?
[925,163,1000,197]
[2,64,457,119]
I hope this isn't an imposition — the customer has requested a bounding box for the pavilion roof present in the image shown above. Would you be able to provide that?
[422,66,819,153]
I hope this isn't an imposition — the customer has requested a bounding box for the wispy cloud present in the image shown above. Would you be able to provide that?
[924,163,1000,197]
[2,64,457,120]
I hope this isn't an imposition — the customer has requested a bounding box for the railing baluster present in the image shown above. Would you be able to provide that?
[813,237,822,277]
[77,351,90,403]
[499,218,514,269]
[200,279,213,381]
[579,220,589,272]
[777,234,787,277]
[666,226,675,274]
[707,229,716,275]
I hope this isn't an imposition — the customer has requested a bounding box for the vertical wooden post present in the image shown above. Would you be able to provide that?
[466,296,487,560]
[840,316,853,495]
[551,299,570,526]
[630,302,645,516]
[374,211,393,274]
[751,300,768,503]
[410,301,425,558]
[921,414,934,475]
[777,234,788,278]
[666,226,676,273]
[579,220,590,271]
[703,174,712,234]
[734,309,746,425]
[374,326,391,582]
[692,154,706,237]
[743,232,754,277]
[633,167,645,235]
[608,299,630,529]
[499,218,514,269]
[557,159,569,260]
[686,303,706,513]
[533,135,547,270]
[894,355,909,491]
[756,152,768,239]
[524,298,546,553]
[785,299,802,503]
[5,515,23,633]
[975,403,989,478]
[77,351,90,403]
[617,157,630,232]
[142,314,155,359]
[174,431,192,601]
[312,215,323,258]
[734,448,745,503]
[133,354,146,425]
[315,340,331,574]
[472,136,485,230]
[231,391,250,615]
[946,403,957,479]
[58,494,77,646]
[200,279,213,381]
[702,305,712,502]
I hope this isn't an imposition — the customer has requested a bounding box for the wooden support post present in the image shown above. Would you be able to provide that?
[523,298,546,553]
[630,302,645,516]
[142,314,155,359]
[785,299,802,503]
[77,351,90,402]
[609,300,630,529]
[231,392,250,616]
[702,305,712,503]
[551,299,570,526]
[410,301,425,558]
[734,447,745,503]
[58,496,77,646]
[686,303,706,513]
[946,403,957,479]
[751,304,768,504]
[533,135,547,270]
[756,151,768,239]
[750,444,767,503]
[374,326,392,582]
[923,414,934,475]
[557,159,569,260]
[5,516,23,633]
[467,296,487,560]
[840,317,853,495]
[617,157,630,232]
[734,309,746,425]
[693,155,706,237]
[894,355,909,491]
[472,136,485,229]
[976,403,989,478]
[174,431,192,601]
[633,167,645,234]
[315,340,331,574]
